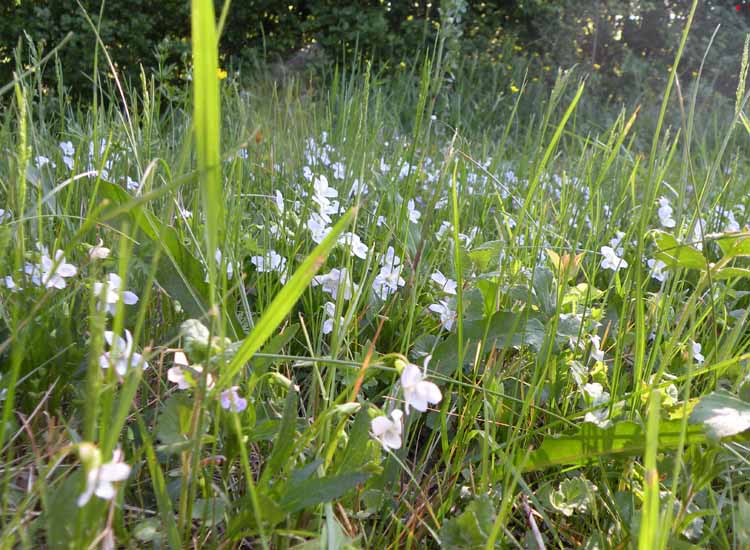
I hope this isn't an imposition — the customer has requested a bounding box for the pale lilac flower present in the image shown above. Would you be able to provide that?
[89,239,111,260]
[307,212,332,244]
[313,268,356,300]
[401,357,442,414]
[251,250,287,275]
[93,273,139,315]
[274,190,285,214]
[99,329,149,376]
[600,246,628,272]
[332,162,345,180]
[338,232,369,260]
[167,351,214,390]
[77,446,131,507]
[35,155,54,168]
[376,215,387,227]
[647,258,668,282]
[177,205,192,220]
[430,270,457,295]
[0,209,10,223]
[26,248,77,289]
[372,262,405,300]
[60,141,75,170]
[407,199,421,223]
[1,275,19,292]
[220,386,247,412]
[214,249,234,280]
[589,334,605,362]
[691,341,705,364]
[322,302,344,335]
[379,158,390,173]
[657,197,676,228]
[348,179,368,198]
[126,177,139,192]
[724,210,740,233]
[429,300,456,331]
[582,382,611,428]
[436,221,452,240]
[371,409,403,450]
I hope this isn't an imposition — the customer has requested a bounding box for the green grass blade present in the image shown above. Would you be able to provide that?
[191,0,224,294]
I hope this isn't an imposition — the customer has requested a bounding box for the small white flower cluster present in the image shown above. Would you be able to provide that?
[251,249,288,283]
[372,246,405,300]
[428,270,458,331]
[371,357,443,451]
[657,196,676,228]
[167,350,247,413]
[34,140,141,192]
[76,443,131,507]
[600,231,628,272]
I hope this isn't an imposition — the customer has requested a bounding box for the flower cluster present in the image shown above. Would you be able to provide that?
[370,357,443,451]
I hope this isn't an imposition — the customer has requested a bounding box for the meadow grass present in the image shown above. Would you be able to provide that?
[2,2,750,548]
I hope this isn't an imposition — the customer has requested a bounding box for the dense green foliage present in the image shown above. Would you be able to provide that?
[3,1,750,103]
[4,0,750,548]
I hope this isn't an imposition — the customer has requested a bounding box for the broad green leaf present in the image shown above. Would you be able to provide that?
[278,472,370,514]
[737,494,750,547]
[337,405,373,474]
[469,240,503,271]
[715,231,750,258]
[156,394,209,455]
[651,230,706,270]
[217,208,356,387]
[260,388,299,485]
[432,311,545,375]
[523,420,707,471]
[548,477,597,516]
[689,390,750,440]
[440,495,496,549]
[133,519,162,543]
[226,493,285,539]
[192,498,226,527]
[712,267,750,280]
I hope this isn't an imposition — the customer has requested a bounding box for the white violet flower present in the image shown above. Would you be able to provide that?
[371,409,403,451]
[401,358,443,414]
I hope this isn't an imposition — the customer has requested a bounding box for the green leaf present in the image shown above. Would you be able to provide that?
[689,390,750,440]
[737,494,750,547]
[217,207,356,388]
[523,420,708,471]
[260,388,299,485]
[192,497,226,527]
[469,240,503,271]
[548,477,597,516]
[712,267,750,280]
[226,493,285,539]
[432,311,545,375]
[278,472,370,514]
[156,394,209,454]
[651,230,706,270]
[133,519,162,543]
[337,405,373,474]
[715,231,750,258]
[440,495,496,549]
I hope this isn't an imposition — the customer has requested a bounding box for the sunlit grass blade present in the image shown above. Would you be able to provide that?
[191,0,224,295]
